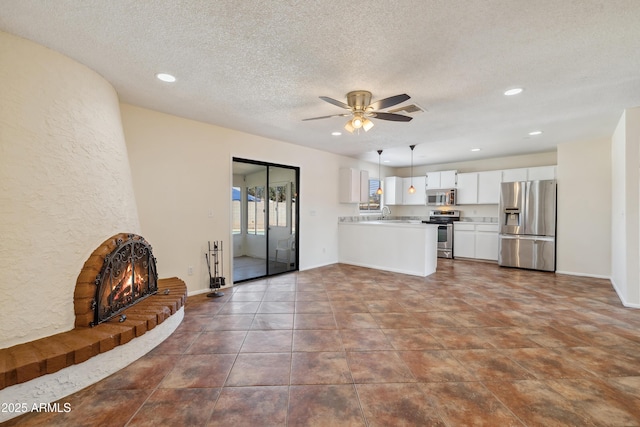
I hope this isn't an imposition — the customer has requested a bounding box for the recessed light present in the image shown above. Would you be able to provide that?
[331,131,342,136]
[528,130,543,136]
[470,148,481,152]
[155,73,176,83]
[504,87,523,96]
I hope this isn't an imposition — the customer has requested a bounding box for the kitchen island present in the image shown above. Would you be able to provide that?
[338,221,438,277]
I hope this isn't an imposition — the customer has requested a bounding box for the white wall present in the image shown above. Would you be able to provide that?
[556,138,611,278]
[121,104,377,294]
[611,108,640,307]
[0,32,140,347]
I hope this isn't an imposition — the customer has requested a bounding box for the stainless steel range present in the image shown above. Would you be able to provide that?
[422,210,460,259]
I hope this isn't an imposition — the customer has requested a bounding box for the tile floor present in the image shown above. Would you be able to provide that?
[7,260,640,426]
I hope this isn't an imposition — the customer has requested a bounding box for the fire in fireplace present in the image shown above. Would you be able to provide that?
[91,234,158,326]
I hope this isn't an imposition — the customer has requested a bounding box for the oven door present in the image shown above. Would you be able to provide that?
[436,224,453,258]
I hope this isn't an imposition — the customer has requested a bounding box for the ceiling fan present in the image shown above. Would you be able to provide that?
[303,90,413,133]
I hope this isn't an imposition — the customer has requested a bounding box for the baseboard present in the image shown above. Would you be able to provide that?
[555,270,611,280]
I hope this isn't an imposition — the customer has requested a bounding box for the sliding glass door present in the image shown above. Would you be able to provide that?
[232,158,299,282]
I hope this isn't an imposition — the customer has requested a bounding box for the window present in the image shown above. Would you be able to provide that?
[269,184,288,227]
[359,179,382,211]
[247,186,265,235]
[232,186,241,234]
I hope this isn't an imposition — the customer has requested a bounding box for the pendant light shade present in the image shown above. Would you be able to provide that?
[408,145,416,194]
[376,150,383,195]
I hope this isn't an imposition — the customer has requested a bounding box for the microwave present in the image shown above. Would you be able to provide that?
[426,188,457,206]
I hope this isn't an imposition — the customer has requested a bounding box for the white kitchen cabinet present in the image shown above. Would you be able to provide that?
[528,165,556,181]
[502,166,557,182]
[402,176,426,205]
[456,172,478,204]
[477,170,502,204]
[453,223,476,258]
[426,170,457,189]
[339,168,368,203]
[502,168,528,182]
[475,224,499,260]
[383,176,403,205]
[454,222,499,260]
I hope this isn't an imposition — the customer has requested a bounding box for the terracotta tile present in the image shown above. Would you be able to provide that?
[295,290,329,301]
[295,300,333,313]
[371,313,423,329]
[562,346,640,377]
[474,327,543,349]
[427,327,494,349]
[546,378,640,425]
[229,291,264,301]
[217,301,261,314]
[204,314,255,331]
[420,382,524,426]
[288,385,365,426]
[330,300,369,313]
[208,386,288,427]
[382,328,442,350]
[398,350,476,382]
[357,383,445,426]
[293,330,343,352]
[334,312,379,329]
[347,351,415,383]
[263,291,296,301]
[365,299,407,312]
[449,349,536,381]
[484,379,591,426]
[160,354,235,388]
[290,351,352,384]
[93,354,180,390]
[240,330,292,353]
[340,329,394,351]
[257,301,295,313]
[503,347,595,379]
[128,388,219,426]
[147,330,200,355]
[186,330,247,354]
[250,313,294,330]
[294,313,337,329]
[225,353,291,386]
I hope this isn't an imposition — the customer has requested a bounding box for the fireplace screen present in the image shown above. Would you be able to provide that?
[92,234,158,326]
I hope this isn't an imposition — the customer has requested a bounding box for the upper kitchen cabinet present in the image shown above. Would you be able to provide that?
[456,170,501,204]
[426,170,457,189]
[339,168,369,203]
[402,176,426,205]
[502,166,556,182]
[528,165,556,181]
[456,172,478,204]
[383,176,404,205]
[477,170,502,204]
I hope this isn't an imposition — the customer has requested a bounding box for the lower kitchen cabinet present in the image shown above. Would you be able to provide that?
[454,222,499,261]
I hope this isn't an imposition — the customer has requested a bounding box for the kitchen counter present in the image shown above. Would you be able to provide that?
[338,221,438,277]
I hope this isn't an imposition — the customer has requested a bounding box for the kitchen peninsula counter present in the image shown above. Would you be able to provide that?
[338,221,438,277]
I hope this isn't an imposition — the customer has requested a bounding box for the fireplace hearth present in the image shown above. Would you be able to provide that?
[92,234,158,326]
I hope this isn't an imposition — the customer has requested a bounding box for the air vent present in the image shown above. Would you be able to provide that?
[387,104,425,115]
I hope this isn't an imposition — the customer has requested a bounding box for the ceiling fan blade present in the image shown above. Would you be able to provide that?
[368,93,410,111]
[319,96,350,109]
[371,112,413,122]
[302,113,350,121]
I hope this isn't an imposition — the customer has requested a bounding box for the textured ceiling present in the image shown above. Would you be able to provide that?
[2,0,640,166]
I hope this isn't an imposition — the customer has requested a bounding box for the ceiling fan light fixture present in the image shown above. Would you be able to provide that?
[344,120,355,133]
[352,115,364,129]
[362,118,374,132]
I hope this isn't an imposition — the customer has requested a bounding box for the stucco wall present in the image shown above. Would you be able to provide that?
[0,31,141,347]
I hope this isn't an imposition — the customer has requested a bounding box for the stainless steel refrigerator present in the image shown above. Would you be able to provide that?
[498,179,557,271]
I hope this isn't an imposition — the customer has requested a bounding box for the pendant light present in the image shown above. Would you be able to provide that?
[376,150,383,195]
[408,145,416,194]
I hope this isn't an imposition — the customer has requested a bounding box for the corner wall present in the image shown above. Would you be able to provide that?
[0,31,141,347]
[556,138,611,278]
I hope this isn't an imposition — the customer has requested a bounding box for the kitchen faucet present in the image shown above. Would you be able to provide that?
[381,206,391,218]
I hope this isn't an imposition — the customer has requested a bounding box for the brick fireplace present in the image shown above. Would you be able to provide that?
[0,233,187,414]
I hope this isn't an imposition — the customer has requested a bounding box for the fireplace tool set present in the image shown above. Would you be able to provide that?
[205,240,225,298]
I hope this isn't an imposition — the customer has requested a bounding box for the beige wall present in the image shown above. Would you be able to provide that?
[121,104,380,294]
[0,32,140,346]
[611,108,640,307]
[556,138,611,278]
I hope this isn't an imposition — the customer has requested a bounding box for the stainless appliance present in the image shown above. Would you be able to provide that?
[498,179,556,271]
[426,188,456,207]
[422,210,460,259]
